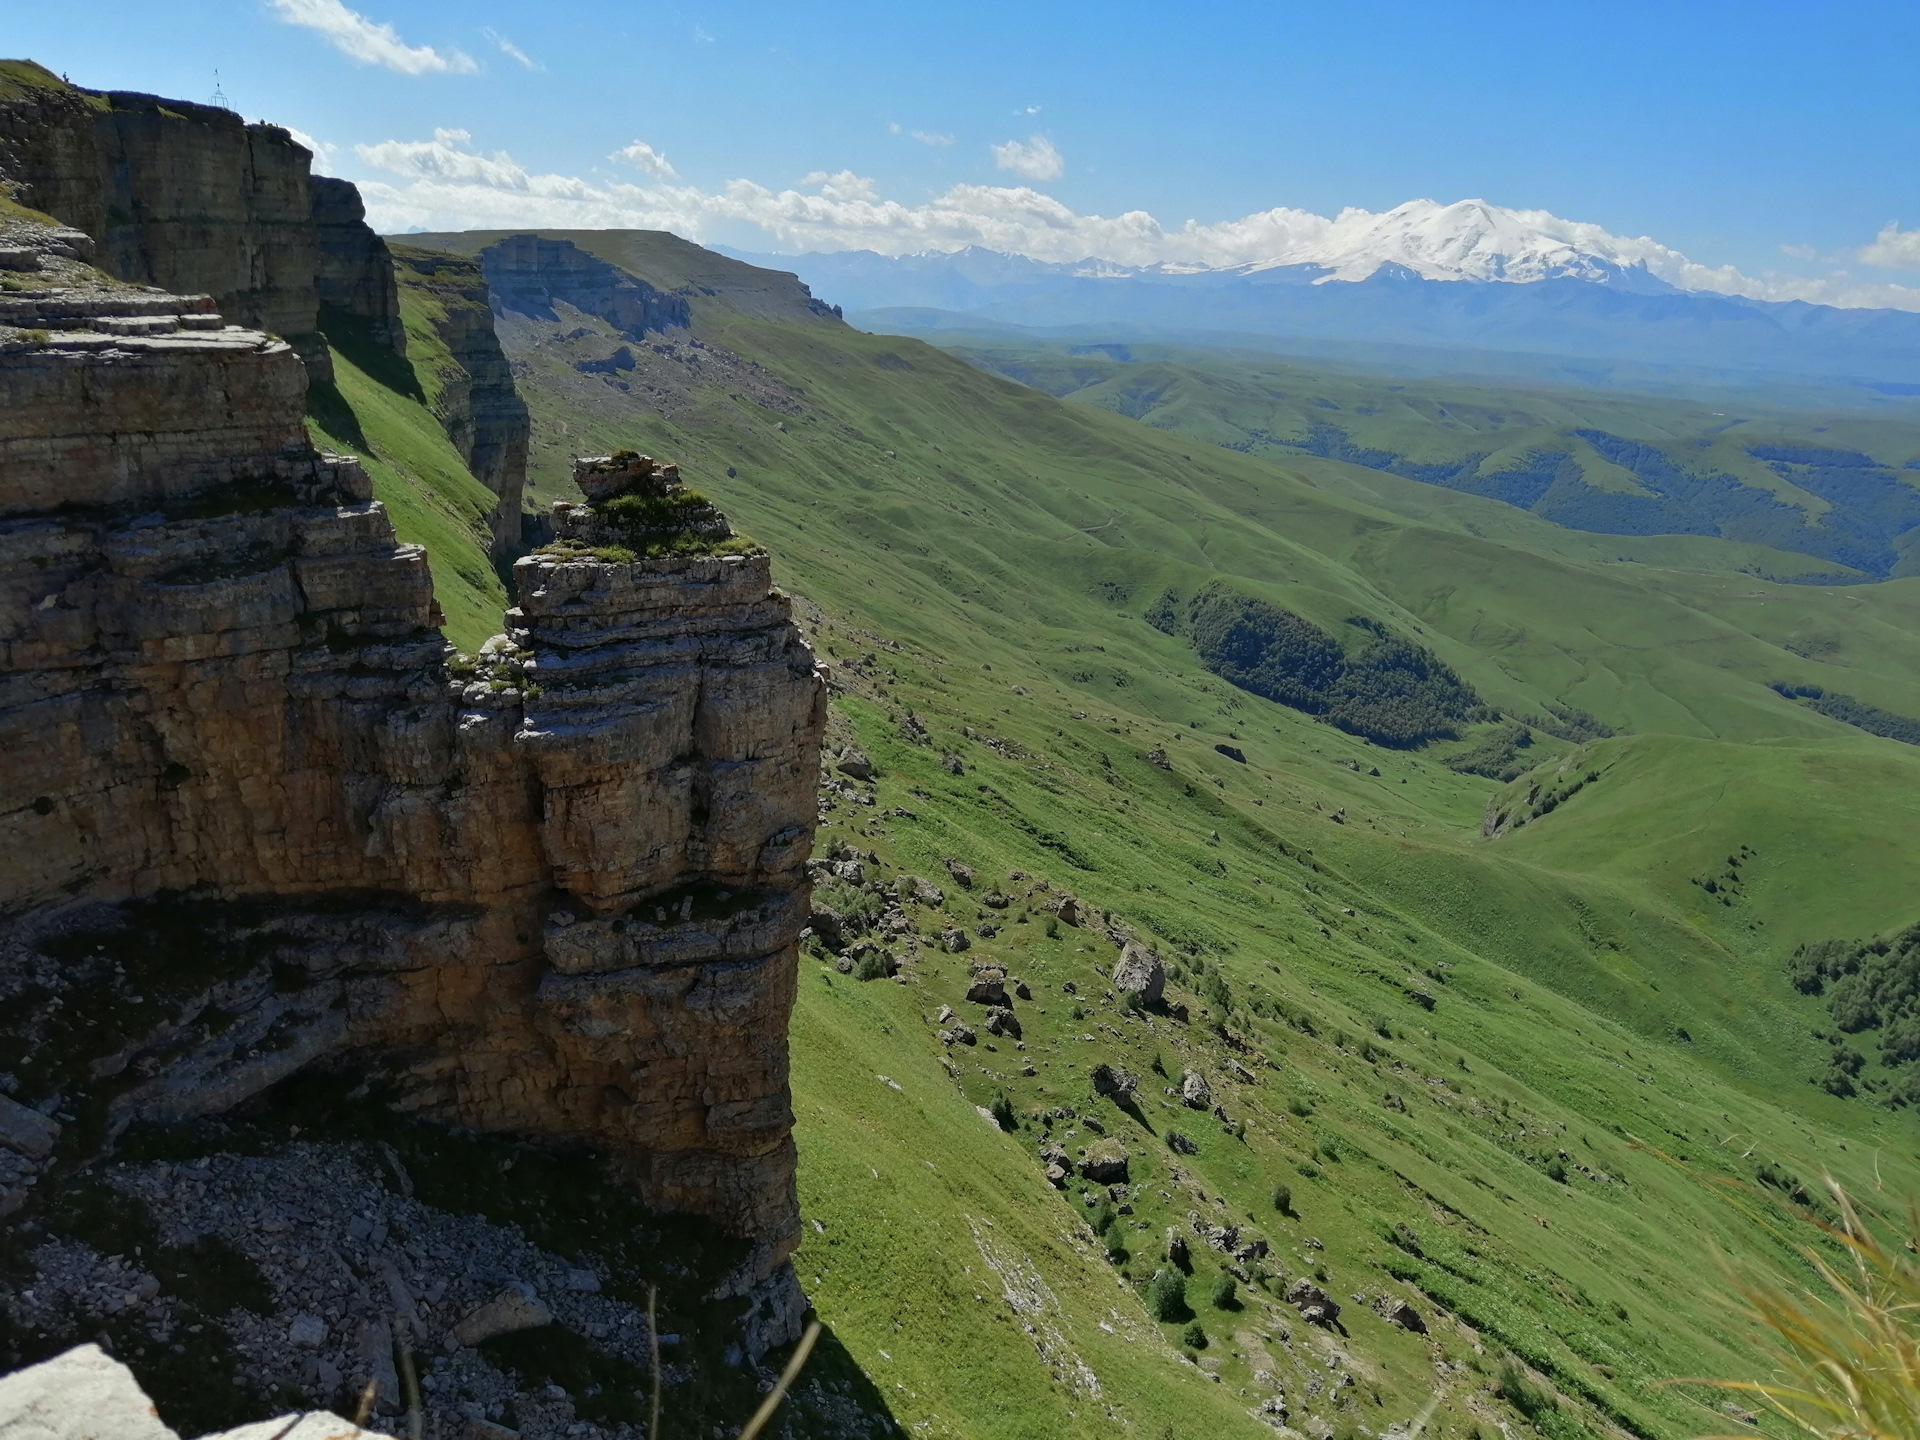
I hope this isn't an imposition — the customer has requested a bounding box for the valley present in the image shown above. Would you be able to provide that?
[386,229,1920,1439]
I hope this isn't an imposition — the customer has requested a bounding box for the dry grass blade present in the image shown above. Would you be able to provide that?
[351,1377,378,1429]
[734,1320,823,1440]
[397,1336,424,1440]
[1689,1181,1920,1440]
[648,1284,661,1440]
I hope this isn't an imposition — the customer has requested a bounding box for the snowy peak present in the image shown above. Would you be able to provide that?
[1242,199,1677,290]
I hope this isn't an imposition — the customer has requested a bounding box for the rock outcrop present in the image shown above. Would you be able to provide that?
[0,63,329,375]
[0,219,825,1373]
[479,234,691,338]
[312,175,405,355]
[389,244,530,556]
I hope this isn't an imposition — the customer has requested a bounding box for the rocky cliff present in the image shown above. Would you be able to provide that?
[478,234,692,339]
[313,175,405,356]
[0,215,825,1423]
[390,244,531,557]
[0,62,399,385]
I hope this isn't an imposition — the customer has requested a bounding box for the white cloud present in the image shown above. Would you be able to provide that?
[694,25,715,43]
[483,28,539,70]
[890,122,953,146]
[991,135,1064,181]
[345,130,1920,311]
[1780,243,1818,261]
[1861,224,1920,272]
[285,126,336,169]
[268,0,477,74]
[611,141,677,179]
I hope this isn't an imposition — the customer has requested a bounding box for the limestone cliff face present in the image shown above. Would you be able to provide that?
[0,64,395,384]
[0,230,825,1349]
[480,234,692,338]
[390,244,531,556]
[312,175,405,356]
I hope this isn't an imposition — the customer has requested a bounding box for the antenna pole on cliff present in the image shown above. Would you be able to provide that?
[209,70,229,110]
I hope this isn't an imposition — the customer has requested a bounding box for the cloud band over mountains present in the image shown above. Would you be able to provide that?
[349,128,1920,312]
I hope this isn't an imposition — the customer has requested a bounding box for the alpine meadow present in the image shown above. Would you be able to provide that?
[3,10,1920,1440]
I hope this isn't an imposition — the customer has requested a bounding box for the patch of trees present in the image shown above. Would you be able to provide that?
[1771,682,1920,747]
[1155,586,1480,747]
[1789,921,1920,1103]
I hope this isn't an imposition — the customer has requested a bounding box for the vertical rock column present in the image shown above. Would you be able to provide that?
[508,455,826,1276]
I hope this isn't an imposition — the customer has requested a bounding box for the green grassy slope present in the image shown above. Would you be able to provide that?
[916,336,1920,581]
[307,311,509,652]
[404,230,1920,1440]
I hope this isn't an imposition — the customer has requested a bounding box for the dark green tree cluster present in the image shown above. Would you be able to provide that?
[1177,587,1479,747]
[1789,922,1920,1101]
[1772,683,1920,747]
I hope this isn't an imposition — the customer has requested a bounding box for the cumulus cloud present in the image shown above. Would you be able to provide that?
[611,141,677,179]
[484,28,539,70]
[991,135,1064,182]
[268,0,478,74]
[344,130,1920,311]
[890,122,953,146]
[1861,224,1920,272]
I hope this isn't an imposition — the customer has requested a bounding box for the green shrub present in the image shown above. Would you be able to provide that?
[1286,1097,1313,1117]
[1180,1320,1208,1349]
[1146,1267,1188,1321]
[1045,916,1060,939]
[854,951,889,981]
[1297,1160,1321,1179]
[1497,1359,1552,1420]
[1546,1157,1567,1184]
[1207,1273,1238,1310]
[1272,1183,1292,1214]
[989,1093,1016,1131]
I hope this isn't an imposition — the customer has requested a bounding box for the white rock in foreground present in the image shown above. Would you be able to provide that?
[0,1345,389,1440]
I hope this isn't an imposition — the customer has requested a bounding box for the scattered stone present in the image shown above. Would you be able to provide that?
[288,1313,327,1347]
[982,890,1011,910]
[936,1005,954,1024]
[965,968,1006,1004]
[942,928,972,954]
[835,747,874,780]
[1214,744,1246,763]
[1166,1131,1198,1156]
[1180,1069,1213,1109]
[1012,978,1032,1000]
[1145,748,1170,769]
[1286,1280,1340,1327]
[943,858,974,889]
[1053,894,1082,926]
[451,1290,553,1347]
[1089,1063,1138,1102]
[984,1007,1022,1040]
[942,1024,978,1046]
[1165,1229,1189,1266]
[940,753,964,775]
[1373,1296,1426,1333]
[1078,1141,1130,1185]
[0,1094,61,1159]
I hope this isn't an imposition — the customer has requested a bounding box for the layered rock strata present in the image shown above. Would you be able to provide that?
[0,248,824,1354]
[479,234,692,338]
[390,243,531,555]
[0,63,400,384]
[312,175,405,355]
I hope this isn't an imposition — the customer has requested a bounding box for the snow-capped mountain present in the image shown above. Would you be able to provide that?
[720,200,1920,387]
[1233,198,1678,289]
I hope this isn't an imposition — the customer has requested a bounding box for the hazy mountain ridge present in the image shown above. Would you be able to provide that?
[724,202,1920,387]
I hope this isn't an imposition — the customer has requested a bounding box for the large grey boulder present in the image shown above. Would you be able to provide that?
[1112,941,1165,1005]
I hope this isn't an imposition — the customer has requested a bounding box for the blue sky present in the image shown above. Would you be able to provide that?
[11,0,1920,301]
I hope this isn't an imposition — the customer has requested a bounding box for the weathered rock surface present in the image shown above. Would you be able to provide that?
[0,65,336,377]
[0,250,825,1339]
[1113,940,1165,1006]
[0,1343,387,1440]
[477,235,691,339]
[313,176,405,355]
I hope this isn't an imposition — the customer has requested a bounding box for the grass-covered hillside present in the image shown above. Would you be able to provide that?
[915,335,1920,581]
[308,283,510,652]
[388,229,1920,1440]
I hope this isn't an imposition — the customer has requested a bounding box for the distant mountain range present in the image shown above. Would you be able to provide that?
[721,201,1920,389]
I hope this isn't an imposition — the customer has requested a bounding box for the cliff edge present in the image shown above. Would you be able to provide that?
[0,209,826,1425]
